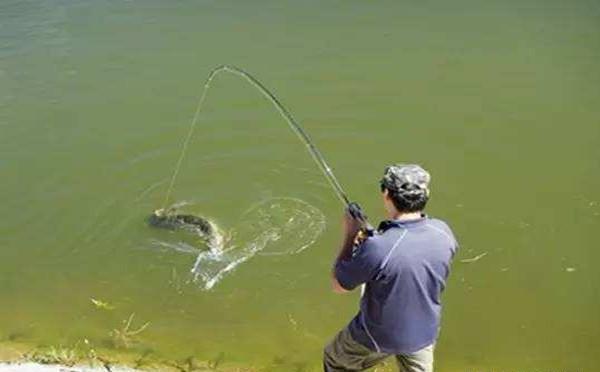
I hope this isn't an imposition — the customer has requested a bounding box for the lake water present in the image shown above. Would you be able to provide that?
[1,0,599,370]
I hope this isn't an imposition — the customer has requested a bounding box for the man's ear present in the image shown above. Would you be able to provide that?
[382,188,390,200]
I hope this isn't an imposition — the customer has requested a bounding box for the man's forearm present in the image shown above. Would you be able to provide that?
[331,212,361,292]
[335,232,356,263]
[331,233,355,293]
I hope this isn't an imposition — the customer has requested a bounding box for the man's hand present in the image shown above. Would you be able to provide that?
[342,209,362,240]
[331,276,349,293]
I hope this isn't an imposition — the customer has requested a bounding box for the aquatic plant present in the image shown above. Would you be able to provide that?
[28,345,79,366]
[110,313,150,349]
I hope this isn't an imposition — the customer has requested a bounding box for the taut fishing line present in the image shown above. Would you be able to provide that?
[162,65,365,218]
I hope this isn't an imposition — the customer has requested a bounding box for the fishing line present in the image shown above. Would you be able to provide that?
[162,65,352,210]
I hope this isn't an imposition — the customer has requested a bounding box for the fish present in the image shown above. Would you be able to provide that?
[148,208,225,251]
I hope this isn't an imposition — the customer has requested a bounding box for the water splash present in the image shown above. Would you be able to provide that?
[189,197,326,290]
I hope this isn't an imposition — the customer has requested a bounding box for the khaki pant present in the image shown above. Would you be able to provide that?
[323,327,434,372]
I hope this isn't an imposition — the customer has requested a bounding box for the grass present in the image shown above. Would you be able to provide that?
[27,345,79,366]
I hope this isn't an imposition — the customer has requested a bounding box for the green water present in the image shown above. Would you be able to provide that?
[1,0,599,370]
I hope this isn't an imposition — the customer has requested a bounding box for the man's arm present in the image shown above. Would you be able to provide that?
[331,210,362,293]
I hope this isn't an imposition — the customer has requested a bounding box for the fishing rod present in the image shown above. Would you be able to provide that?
[163,65,373,232]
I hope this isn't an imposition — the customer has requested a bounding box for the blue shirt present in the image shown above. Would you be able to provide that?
[334,216,458,354]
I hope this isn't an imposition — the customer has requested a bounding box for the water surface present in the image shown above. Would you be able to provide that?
[1,0,599,370]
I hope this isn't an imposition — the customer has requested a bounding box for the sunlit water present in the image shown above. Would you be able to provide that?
[1,0,599,370]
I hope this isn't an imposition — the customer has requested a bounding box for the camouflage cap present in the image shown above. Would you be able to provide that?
[380,164,431,198]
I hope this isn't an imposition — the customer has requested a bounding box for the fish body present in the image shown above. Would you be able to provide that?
[148,211,213,235]
[148,208,224,251]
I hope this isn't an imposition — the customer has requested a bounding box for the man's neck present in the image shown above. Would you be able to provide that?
[389,211,423,221]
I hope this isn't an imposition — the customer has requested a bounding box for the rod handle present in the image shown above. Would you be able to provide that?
[347,202,375,236]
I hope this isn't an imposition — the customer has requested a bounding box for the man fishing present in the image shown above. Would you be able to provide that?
[325,164,458,372]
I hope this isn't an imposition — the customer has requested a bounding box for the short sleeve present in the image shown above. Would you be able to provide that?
[334,237,383,291]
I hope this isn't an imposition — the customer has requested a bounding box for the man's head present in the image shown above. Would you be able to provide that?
[380,164,431,215]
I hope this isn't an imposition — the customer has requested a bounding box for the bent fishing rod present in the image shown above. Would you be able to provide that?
[164,65,374,233]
